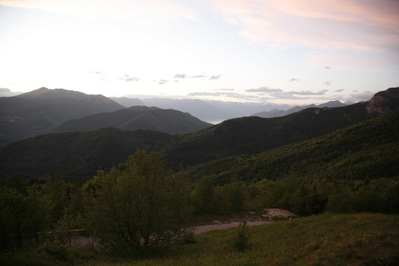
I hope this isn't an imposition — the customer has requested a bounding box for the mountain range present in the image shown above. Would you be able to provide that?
[252,100,347,118]
[111,97,294,123]
[0,88,211,147]
[51,106,211,135]
[1,87,397,181]
[0,87,124,147]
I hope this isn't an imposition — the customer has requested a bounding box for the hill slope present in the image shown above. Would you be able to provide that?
[0,87,124,147]
[0,127,171,181]
[51,106,212,134]
[163,102,369,168]
[1,87,397,181]
[185,108,399,184]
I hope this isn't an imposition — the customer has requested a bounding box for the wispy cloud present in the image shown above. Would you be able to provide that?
[216,88,234,91]
[289,90,328,96]
[174,73,187,79]
[209,75,222,80]
[156,79,169,85]
[289,78,300,82]
[190,74,207,79]
[246,87,282,93]
[210,0,399,69]
[188,91,260,101]
[324,66,332,70]
[0,0,199,24]
[323,81,332,86]
[120,75,140,82]
[350,90,375,101]
[211,0,399,50]
[0,88,21,96]
[246,86,329,100]
[335,89,344,92]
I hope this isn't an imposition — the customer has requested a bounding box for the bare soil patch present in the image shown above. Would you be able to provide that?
[193,208,295,234]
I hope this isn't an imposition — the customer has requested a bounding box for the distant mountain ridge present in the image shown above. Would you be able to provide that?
[112,97,292,123]
[0,87,214,147]
[253,100,347,118]
[51,106,212,135]
[0,87,124,147]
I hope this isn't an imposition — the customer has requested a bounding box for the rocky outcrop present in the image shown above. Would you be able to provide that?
[366,87,399,116]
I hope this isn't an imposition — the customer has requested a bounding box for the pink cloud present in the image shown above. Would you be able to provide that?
[210,0,399,53]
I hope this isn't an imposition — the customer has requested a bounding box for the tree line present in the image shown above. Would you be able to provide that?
[1,150,398,254]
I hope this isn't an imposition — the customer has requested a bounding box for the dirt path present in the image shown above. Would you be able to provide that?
[193,220,271,234]
[70,209,295,247]
[193,208,295,234]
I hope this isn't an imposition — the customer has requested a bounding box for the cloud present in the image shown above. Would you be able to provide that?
[190,74,207,79]
[174,73,187,79]
[246,86,328,100]
[89,70,110,81]
[246,87,283,93]
[0,88,21,97]
[324,66,332,70]
[323,81,332,86]
[209,75,221,80]
[210,0,399,68]
[189,86,332,102]
[188,91,259,101]
[350,90,375,101]
[335,89,344,92]
[156,79,169,85]
[120,75,140,82]
[0,0,199,24]
[289,90,328,96]
[289,78,300,82]
[216,88,234,91]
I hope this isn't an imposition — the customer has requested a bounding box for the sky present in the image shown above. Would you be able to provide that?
[0,0,398,105]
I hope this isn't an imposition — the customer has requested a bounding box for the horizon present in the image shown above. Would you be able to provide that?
[0,1,398,105]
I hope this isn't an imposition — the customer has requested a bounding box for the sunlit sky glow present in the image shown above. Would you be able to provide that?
[0,0,398,104]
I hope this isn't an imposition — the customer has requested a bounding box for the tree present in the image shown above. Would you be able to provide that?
[84,150,192,252]
[0,176,51,250]
[193,176,214,214]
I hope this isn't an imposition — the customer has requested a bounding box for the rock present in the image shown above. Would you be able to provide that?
[366,87,399,116]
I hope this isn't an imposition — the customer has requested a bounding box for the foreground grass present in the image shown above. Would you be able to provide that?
[2,213,398,266]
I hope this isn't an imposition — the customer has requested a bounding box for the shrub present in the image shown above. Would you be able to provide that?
[231,218,251,252]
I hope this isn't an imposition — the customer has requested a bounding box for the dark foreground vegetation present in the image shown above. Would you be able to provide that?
[1,213,398,266]
[1,149,398,265]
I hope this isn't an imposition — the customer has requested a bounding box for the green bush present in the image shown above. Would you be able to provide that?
[231,219,251,252]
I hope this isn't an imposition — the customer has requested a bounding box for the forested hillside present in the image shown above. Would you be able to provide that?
[0,128,171,181]
[186,108,399,184]
[163,102,369,168]
[51,106,211,134]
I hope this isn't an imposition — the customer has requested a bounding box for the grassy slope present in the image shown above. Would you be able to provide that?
[187,108,399,184]
[2,213,398,266]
